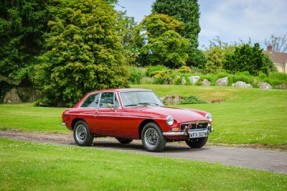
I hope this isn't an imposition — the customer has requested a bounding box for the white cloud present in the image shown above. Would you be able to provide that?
[199,0,287,48]
[117,0,287,49]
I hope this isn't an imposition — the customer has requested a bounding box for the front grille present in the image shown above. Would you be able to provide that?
[180,122,208,131]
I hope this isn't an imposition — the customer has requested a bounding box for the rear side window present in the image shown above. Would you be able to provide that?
[81,93,100,108]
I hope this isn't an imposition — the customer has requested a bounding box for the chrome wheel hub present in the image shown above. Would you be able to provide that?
[144,128,158,148]
[75,125,87,143]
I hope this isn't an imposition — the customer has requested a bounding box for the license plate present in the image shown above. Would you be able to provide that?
[188,129,208,138]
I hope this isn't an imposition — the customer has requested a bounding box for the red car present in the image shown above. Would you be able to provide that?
[62,88,213,152]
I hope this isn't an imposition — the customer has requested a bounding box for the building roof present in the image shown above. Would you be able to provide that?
[265,51,287,64]
[264,45,287,64]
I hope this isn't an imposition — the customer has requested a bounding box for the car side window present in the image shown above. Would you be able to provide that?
[99,92,119,108]
[81,93,100,108]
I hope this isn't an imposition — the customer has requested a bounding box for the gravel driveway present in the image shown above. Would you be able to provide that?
[1,129,286,174]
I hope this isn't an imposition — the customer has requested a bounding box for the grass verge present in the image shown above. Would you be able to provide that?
[0,138,286,191]
[0,103,65,132]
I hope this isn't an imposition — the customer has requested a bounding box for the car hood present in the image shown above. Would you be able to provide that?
[127,106,208,123]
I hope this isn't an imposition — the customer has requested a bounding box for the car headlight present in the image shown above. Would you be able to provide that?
[166,115,174,126]
[205,113,212,122]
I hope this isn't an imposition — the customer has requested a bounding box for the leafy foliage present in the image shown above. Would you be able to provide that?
[152,0,206,69]
[180,95,207,104]
[152,0,200,48]
[128,67,144,84]
[34,0,129,106]
[115,10,138,65]
[134,14,189,68]
[224,43,275,75]
[204,47,226,74]
[0,0,48,83]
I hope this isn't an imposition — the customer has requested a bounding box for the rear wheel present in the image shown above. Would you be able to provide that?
[141,122,166,152]
[73,120,94,146]
[185,137,208,148]
[116,138,133,144]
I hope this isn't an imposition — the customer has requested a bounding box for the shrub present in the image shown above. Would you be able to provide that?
[177,66,192,73]
[180,95,207,104]
[229,71,253,85]
[146,65,169,77]
[128,67,144,84]
[153,70,171,84]
[256,72,287,86]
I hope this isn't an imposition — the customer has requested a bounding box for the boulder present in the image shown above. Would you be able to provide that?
[181,77,186,85]
[259,82,272,89]
[189,76,200,85]
[202,79,211,86]
[275,83,287,89]
[162,95,181,105]
[3,88,22,103]
[232,81,252,88]
[17,87,42,102]
[216,77,228,86]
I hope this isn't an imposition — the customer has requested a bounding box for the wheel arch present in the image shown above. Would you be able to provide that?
[138,119,160,139]
[71,118,86,130]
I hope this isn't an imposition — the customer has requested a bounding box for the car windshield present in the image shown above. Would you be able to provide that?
[120,91,163,107]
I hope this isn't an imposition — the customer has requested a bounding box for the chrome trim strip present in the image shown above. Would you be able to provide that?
[162,132,186,136]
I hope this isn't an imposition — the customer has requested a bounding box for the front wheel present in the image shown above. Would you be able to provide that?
[73,120,94,146]
[185,137,208,148]
[141,122,166,152]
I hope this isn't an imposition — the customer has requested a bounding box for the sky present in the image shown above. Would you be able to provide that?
[117,0,287,50]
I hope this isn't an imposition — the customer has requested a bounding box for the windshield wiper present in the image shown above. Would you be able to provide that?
[124,104,138,107]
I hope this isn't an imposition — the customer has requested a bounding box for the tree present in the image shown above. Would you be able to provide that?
[34,0,129,107]
[0,0,49,85]
[224,43,275,75]
[265,34,287,53]
[115,10,138,65]
[204,47,225,74]
[204,37,236,74]
[133,14,189,68]
[152,0,206,69]
[152,0,200,48]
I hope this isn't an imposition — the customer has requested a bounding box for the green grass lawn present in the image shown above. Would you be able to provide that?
[0,103,65,132]
[1,85,287,190]
[0,85,287,147]
[134,85,287,148]
[0,138,286,191]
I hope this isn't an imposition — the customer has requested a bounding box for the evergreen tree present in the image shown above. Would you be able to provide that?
[34,0,129,106]
[0,0,49,85]
[152,0,206,68]
[134,14,189,68]
[152,0,200,48]
[224,43,275,75]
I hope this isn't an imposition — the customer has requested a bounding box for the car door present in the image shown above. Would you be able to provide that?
[94,92,122,137]
[77,92,101,133]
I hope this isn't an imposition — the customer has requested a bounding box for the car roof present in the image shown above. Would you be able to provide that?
[88,88,152,94]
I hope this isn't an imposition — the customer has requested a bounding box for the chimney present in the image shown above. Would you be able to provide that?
[267,45,273,52]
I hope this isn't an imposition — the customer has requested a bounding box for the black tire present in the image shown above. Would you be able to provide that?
[185,137,208,148]
[141,122,166,152]
[73,120,94,146]
[116,138,133,145]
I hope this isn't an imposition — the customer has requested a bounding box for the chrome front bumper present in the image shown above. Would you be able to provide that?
[162,126,214,136]
[162,132,187,136]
